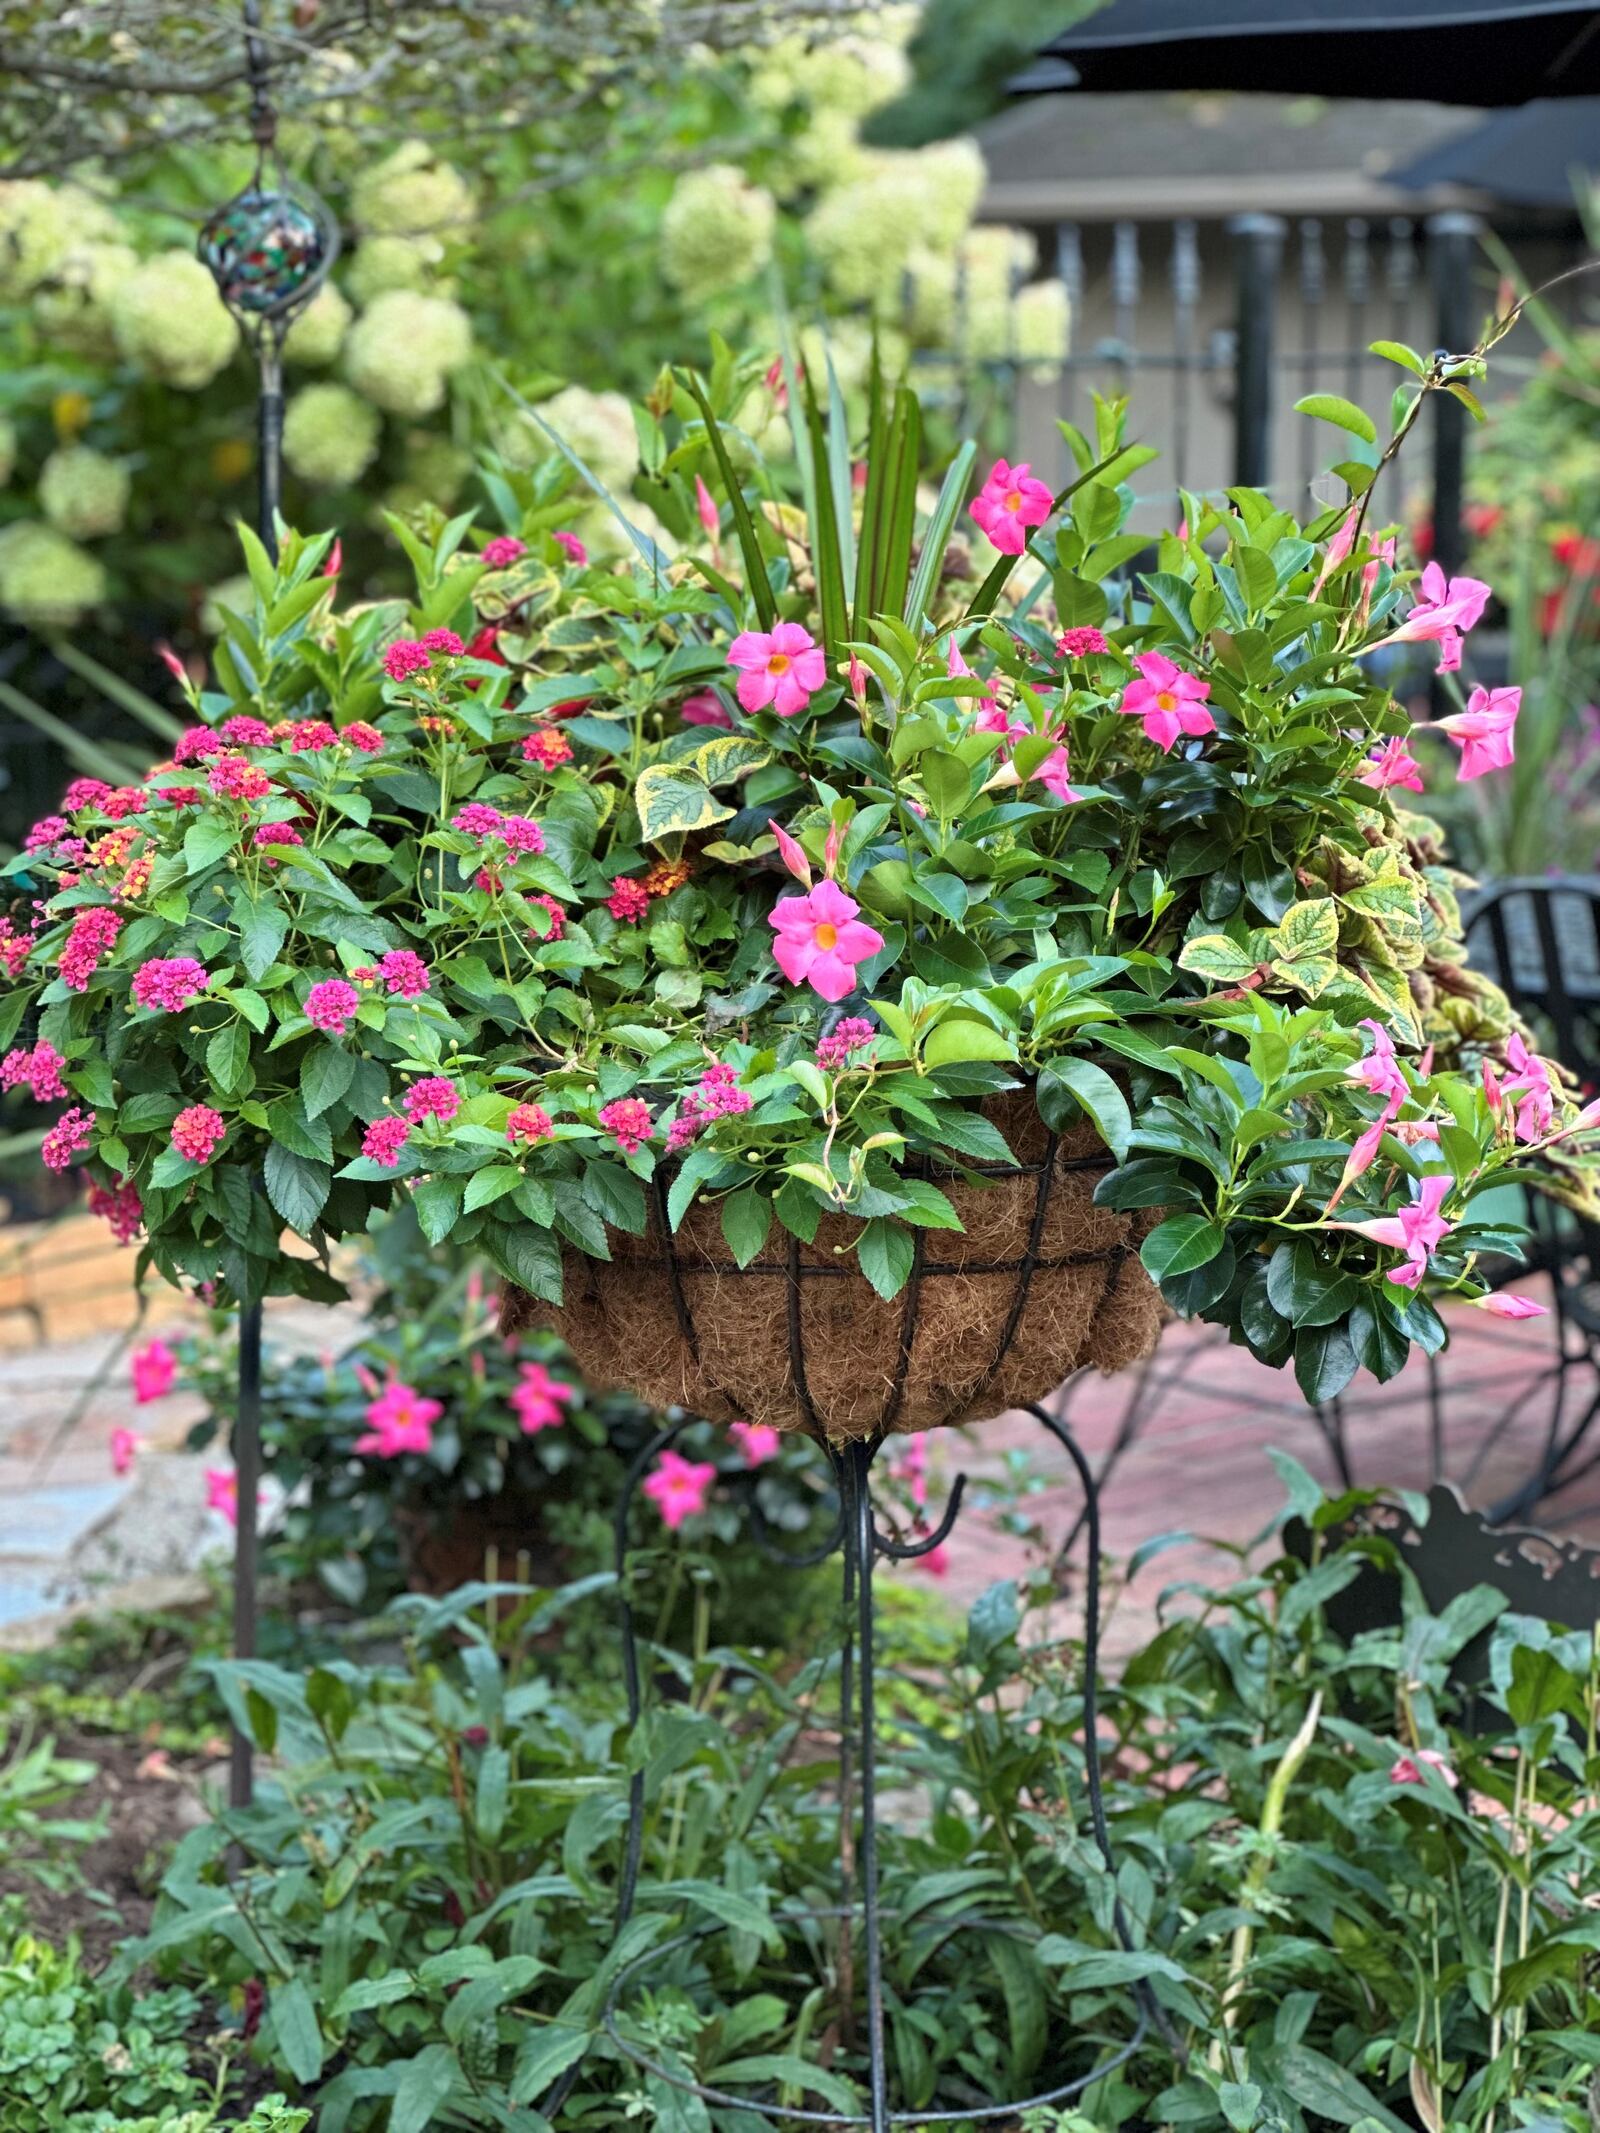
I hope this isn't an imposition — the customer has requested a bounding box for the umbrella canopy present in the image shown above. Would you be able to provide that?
[1389,96,1600,204]
[1012,1,1600,106]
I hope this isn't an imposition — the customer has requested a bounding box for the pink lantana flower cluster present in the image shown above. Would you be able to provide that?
[665,1062,753,1154]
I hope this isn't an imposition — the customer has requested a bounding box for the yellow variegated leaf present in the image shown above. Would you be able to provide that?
[633,763,735,844]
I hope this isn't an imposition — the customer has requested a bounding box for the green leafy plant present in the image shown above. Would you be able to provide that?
[116,1473,1600,2129]
[0,1908,307,2133]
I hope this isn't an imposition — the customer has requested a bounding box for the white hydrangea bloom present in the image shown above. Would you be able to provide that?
[564,495,673,563]
[38,446,130,540]
[0,521,106,628]
[283,383,382,487]
[403,432,473,509]
[805,141,987,306]
[1010,278,1071,371]
[510,386,638,492]
[343,290,472,417]
[201,572,255,637]
[773,106,875,197]
[660,165,777,299]
[32,240,138,359]
[352,141,475,237]
[346,234,444,305]
[282,283,353,367]
[793,36,912,117]
[0,182,117,302]
[111,252,240,390]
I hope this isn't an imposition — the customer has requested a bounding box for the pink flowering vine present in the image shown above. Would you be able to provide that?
[969,459,1052,555]
[643,1448,717,1530]
[131,1336,177,1404]
[728,623,828,718]
[768,880,885,1003]
[510,1362,575,1435]
[1118,653,1215,751]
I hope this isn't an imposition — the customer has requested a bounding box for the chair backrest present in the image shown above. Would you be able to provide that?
[1462,874,1600,1091]
[1462,874,1600,1278]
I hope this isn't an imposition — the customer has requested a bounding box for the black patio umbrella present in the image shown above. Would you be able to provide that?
[1390,96,1600,205]
[1011,0,1600,106]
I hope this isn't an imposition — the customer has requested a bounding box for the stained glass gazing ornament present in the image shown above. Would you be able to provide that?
[197,182,335,322]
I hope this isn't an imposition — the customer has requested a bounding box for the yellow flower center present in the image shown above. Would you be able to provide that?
[1004,490,1022,512]
[814,922,839,950]
[1156,690,1177,711]
[768,653,791,674]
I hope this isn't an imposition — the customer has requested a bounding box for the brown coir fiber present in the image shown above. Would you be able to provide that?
[502,1091,1164,1442]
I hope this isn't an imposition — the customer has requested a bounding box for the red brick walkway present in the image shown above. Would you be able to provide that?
[903,1280,1590,1654]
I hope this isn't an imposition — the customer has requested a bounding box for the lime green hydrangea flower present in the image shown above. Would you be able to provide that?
[111,252,239,390]
[0,181,117,301]
[345,234,442,305]
[32,240,138,359]
[283,383,382,487]
[0,521,106,627]
[661,165,778,298]
[38,445,130,540]
[805,142,986,306]
[201,572,254,636]
[282,282,353,367]
[343,290,472,417]
[352,140,475,237]
[501,385,638,491]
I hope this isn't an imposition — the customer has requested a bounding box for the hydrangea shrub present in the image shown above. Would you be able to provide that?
[3,351,1592,1407]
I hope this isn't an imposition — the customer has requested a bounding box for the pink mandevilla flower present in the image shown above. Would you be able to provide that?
[768,880,885,1003]
[1347,1019,1410,1108]
[729,1420,782,1467]
[1333,1171,1453,1288]
[680,690,733,730]
[355,1381,443,1457]
[1385,562,1492,673]
[1390,1749,1458,1789]
[1118,653,1215,751]
[1471,1292,1548,1320]
[969,458,1052,556]
[643,1449,717,1530]
[1358,736,1425,793]
[728,623,828,718]
[131,1337,177,1404]
[1437,685,1520,781]
[205,1468,238,1526]
[510,1362,575,1435]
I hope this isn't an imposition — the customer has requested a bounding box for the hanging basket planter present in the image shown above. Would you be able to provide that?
[502,1101,1163,1442]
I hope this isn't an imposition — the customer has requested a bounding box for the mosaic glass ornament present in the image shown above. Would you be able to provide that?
[198,183,332,320]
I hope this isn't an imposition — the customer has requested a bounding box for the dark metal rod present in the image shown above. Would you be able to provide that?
[1230,213,1286,490]
[850,1440,890,2133]
[1426,212,1481,581]
[228,1296,262,1811]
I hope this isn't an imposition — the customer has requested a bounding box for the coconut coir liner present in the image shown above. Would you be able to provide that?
[500,1099,1162,1442]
